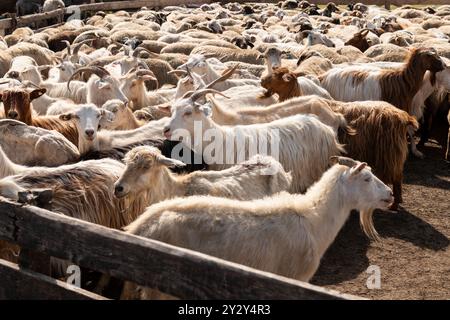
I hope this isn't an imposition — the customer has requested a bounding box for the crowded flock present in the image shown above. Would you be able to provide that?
[0,0,449,299]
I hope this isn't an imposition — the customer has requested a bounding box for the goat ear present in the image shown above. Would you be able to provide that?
[158,105,171,113]
[360,29,369,37]
[157,155,186,168]
[59,113,73,121]
[30,88,46,101]
[350,162,367,176]
[282,73,294,82]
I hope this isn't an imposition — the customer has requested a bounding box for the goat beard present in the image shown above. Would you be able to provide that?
[360,209,380,241]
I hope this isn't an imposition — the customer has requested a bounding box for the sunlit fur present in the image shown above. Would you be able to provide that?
[115,146,292,206]
[123,161,392,299]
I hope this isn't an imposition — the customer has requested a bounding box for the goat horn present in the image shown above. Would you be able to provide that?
[62,40,72,56]
[205,63,239,89]
[168,69,188,75]
[189,89,230,102]
[72,39,94,57]
[67,66,110,92]
[132,47,151,58]
[136,69,159,89]
[329,156,359,167]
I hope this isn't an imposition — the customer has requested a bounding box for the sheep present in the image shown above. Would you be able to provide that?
[0,119,79,167]
[114,146,292,206]
[325,99,419,209]
[301,30,336,48]
[344,29,372,52]
[163,89,344,193]
[122,156,393,299]
[295,51,333,77]
[320,48,445,158]
[207,94,352,134]
[16,0,41,17]
[260,67,332,102]
[0,87,79,147]
[6,42,56,66]
[190,46,265,65]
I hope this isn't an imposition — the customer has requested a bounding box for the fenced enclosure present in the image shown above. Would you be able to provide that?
[0,193,359,299]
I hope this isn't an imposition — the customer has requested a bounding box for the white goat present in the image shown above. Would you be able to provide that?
[123,157,393,299]
[163,89,344,193]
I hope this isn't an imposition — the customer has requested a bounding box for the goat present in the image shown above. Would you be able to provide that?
[0,87,79,147]
[114,146,292,206]
[320,48,445,158]
[261,67,332,102]
[163,89,344,193]
[123,156,393,299]
[326,99,419,209]
[101,100,145,130]
[68,66,128,107]
[0,119,79,167]
[207,94,352,135]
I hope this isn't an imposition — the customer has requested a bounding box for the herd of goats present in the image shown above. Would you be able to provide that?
[0,1,449,299]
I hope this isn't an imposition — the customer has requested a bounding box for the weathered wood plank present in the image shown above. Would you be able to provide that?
[0,258,107,300]
[0,199,360,300]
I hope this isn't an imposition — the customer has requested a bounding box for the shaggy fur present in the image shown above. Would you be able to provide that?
[115,147,292,206]
[326,100,419,208]
[207,95,352,135]
[123,160,392,299]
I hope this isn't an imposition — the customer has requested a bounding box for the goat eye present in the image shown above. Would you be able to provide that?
[364,177,371,182]
[184,111,192,116]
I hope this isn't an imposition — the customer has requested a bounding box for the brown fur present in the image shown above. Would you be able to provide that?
[345,30,370,52]
[0,88,79,147]
[379,48,444,113]
[327,100,419,209]
[260,67,302,102]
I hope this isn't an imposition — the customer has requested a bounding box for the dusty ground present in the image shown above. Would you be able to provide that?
[312,126,450,300]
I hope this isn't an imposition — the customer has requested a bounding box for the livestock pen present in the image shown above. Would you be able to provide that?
[0,0,449,302]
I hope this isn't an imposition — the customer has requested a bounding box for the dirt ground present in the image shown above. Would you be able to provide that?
[311,126,450,300]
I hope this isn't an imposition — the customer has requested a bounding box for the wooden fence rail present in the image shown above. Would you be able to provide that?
[0,198,360,300]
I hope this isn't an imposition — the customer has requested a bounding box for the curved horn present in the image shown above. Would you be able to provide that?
[67,66,110,92]
[62,40,72,56]
[132,46,152,58]
[168,69,188,75]
[72,39,95,57]
[205,63,239,89]
[189,89,230,102]
[136,69,159,89]
[329,156,359,167]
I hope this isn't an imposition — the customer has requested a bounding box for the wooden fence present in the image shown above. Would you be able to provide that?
[0,195,361,300]
[0,0,449,35]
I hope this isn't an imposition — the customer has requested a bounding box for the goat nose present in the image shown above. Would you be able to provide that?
[114,185,124,195]
[8,111,18,119]
[7,71,18,79]
[85,129,94,137]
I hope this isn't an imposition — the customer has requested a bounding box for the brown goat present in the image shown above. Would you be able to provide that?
[260,67,332,102]
[326,100,419,209]
[0,88,79,147]
[345,29,370,52]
